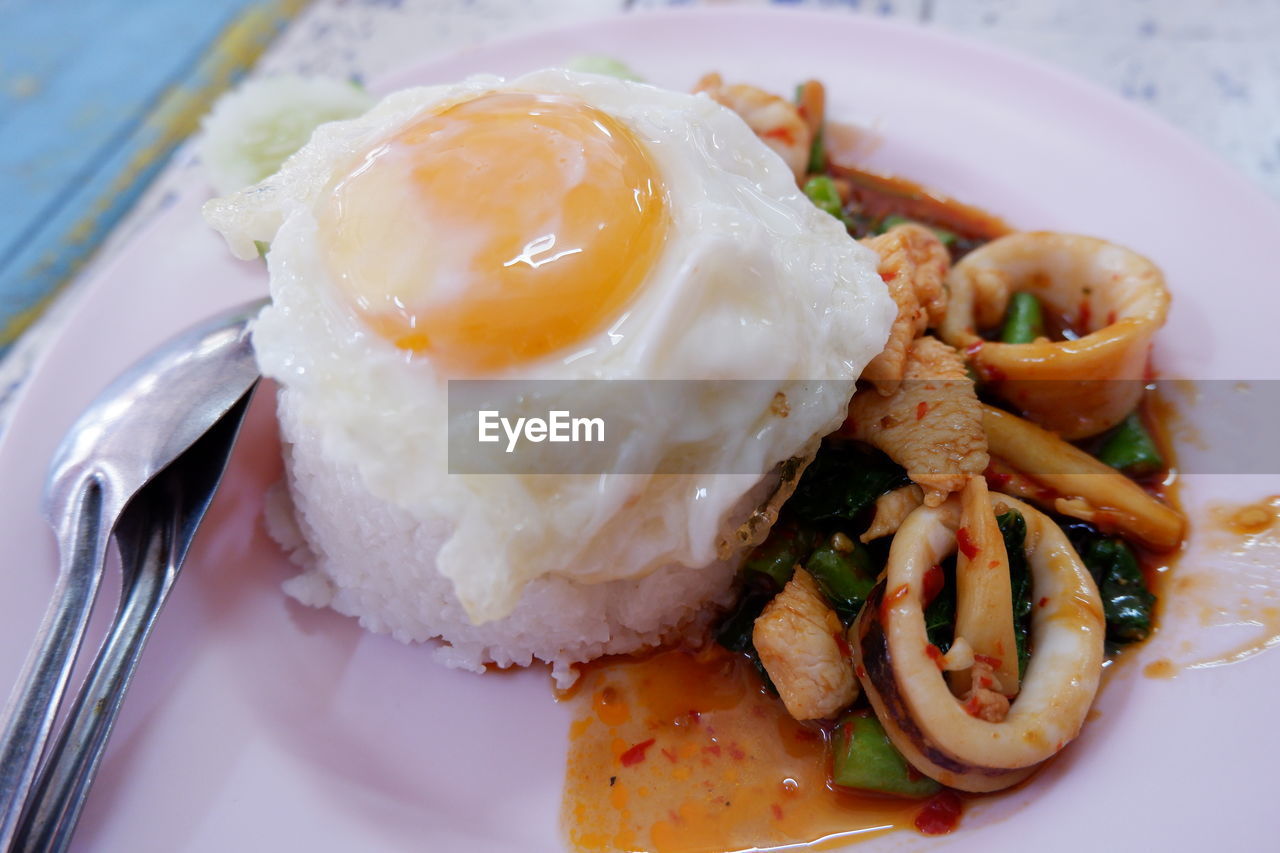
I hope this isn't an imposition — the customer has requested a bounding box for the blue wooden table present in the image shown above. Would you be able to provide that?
[0,0,306,354]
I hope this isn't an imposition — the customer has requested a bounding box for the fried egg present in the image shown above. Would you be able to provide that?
[205,69,893,626]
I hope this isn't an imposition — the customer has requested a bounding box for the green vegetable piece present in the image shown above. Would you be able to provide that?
[201,76,375,195]
[876,214,957,246]
[716,570,786,695]
[923,562,955,654]
[715,583,775,653]
[831,712,940,798]
[1000,292,1045,344]
[932,226,959,247]
[793,83,826,174]
[715,574,782,696]
[1096,412,1165,478]
[565,54,644,81]
[742,525,818,588]
[805,536,876,620]
[254,240,271,259]
[803,175,845,222]
[807,124,825,175]
[996,510,1033,678]
[787,444,910,524]
[1080,538,1156,644]
[879,214,908,231]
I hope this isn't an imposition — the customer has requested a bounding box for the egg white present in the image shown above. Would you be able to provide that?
[205,69,894,624]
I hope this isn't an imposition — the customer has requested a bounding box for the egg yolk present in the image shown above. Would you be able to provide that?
[320,91,668,373]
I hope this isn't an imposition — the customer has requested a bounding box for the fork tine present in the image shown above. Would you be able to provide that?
[11,386,256,853]
[15,508,173,853]
[0,484,111,852]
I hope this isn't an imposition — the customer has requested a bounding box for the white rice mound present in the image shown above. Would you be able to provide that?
[267,392,741,688]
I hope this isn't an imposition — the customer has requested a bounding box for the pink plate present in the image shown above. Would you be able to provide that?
[2,8,1278,851]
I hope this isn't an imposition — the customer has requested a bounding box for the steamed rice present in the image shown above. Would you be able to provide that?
[267,392,742,687]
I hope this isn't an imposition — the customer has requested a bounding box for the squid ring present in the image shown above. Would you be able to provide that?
[939,232,1169,439]
[852,495,1105,792]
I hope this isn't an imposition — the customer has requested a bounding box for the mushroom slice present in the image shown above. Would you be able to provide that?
[851,495,1105,793]
[939,232,1170,439]
[982,404,1184,550]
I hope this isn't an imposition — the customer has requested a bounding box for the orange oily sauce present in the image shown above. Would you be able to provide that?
[560,647,928,853]
[1214,496,1280,538]
[1137,392,1278,677]
[1136,496,1280,679]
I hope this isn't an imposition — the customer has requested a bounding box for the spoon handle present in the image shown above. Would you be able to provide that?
[0,484,110,852]
[14,510,179,853]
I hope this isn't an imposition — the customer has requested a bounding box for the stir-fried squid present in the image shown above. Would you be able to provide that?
[853,495,1105,793]
[701,72,1184,815]
[939,232,1170,439]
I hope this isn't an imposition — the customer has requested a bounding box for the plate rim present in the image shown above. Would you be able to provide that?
[1,7,1277,852]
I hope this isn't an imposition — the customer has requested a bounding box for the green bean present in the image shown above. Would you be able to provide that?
[1096,412,1165,477]
[805,535,876,621]
[831,712,940,798]
[999,291,1045,344]
[803,175,845,222]
[742,525,818,588]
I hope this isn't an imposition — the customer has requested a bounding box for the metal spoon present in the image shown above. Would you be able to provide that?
[0,297,267,851]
